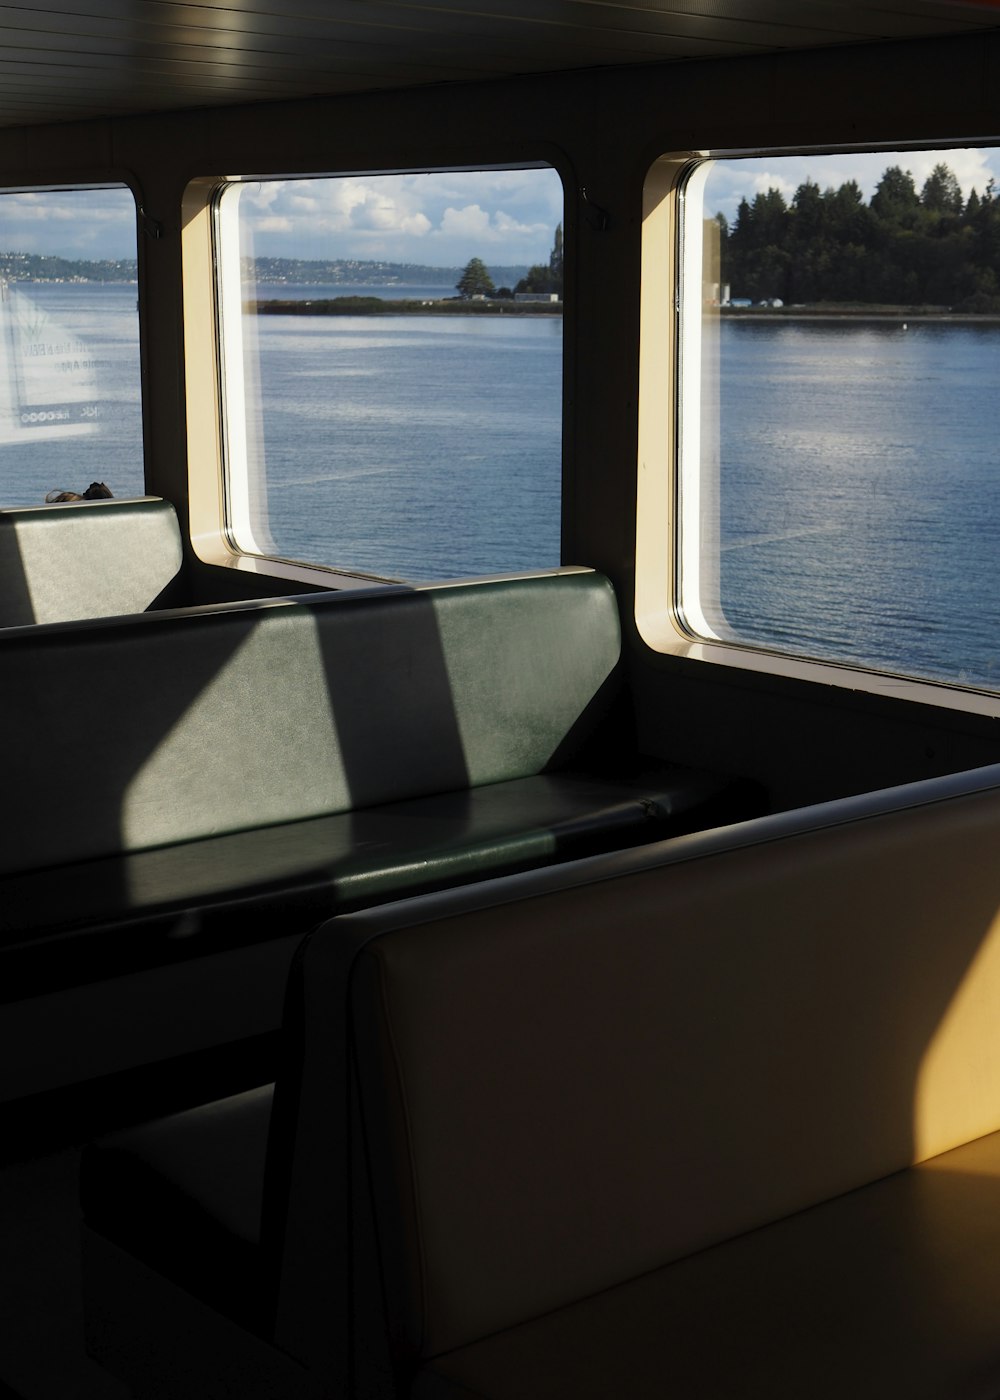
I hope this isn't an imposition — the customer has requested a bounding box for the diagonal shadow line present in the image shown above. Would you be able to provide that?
[0,499,186,627]
[319,573,628,876]
[0,516,36,626]
[0,602,294,897]
[0,583,479,894]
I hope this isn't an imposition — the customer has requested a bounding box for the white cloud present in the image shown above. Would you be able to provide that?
[439,203,492,238]
[494,210,550,238]
[240,182,285,213]
[0,187,137,257]
[401,212,432,237]
[231,168,563,266]
[748,170,797,202]
[433,201,554,248]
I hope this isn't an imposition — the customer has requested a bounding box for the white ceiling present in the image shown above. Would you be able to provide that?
[0,0,995,128]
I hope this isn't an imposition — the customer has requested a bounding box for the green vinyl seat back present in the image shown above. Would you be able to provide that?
[0,496,183,627]
[0,569,622,876]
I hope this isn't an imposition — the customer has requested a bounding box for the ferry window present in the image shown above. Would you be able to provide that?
[0,186,142,507]
[214,168,564,581]
[671,147,1000,693]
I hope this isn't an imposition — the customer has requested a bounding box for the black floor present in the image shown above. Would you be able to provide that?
[0,1148,128,1399]
[0,1045,275,1400]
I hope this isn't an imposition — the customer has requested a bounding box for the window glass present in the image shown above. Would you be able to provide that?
[678,148,1000,691]
[0,186,142,506]
[215,168,564,580]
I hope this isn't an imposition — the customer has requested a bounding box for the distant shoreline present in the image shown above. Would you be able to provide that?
[250,296,562,316]
[721,306,1000,324]
[249,297,1000,323]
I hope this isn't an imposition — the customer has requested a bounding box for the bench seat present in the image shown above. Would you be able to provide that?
[80,762,1000,1398]
[0,566,760,1099]
[1,763,747,999]
[413,1126,1000,1399]
[84,1105,1000,1400]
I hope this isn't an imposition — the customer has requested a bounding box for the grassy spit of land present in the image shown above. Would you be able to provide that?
[722,304,1000,323]
[250,296,561,316]
[249,297,1000,322]
[248,297,1000,321]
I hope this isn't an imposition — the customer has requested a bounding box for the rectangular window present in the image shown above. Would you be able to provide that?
[0,186,143,506]
[214,168,564,581]
[671,147,1000,693]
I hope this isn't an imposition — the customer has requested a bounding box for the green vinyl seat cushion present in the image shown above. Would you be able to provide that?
[1,763,759,996]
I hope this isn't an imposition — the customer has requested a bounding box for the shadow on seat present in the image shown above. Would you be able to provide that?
[0,497,184,627]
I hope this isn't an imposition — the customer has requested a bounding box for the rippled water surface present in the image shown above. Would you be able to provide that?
[244,297,563,579]
[4,287,999,691]
[706,318,1000,689]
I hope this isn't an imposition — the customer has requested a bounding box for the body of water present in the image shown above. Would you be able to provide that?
[0,283,144,503]
[2,285,999,693]
[241,308,563,579]
[710,318,1000,689]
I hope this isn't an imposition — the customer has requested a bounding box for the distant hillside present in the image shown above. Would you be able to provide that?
[244,257,532,288]
[0,252,533,288]
[0,252,137,282]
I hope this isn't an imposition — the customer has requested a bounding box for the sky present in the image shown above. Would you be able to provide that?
[1,150,998,263]
[230,168,564,267]
[0,168,564,268]
[0,186,139,260]
[706,147,1000,224]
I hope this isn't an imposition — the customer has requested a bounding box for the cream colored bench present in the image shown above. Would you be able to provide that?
[81,760,1000,1398]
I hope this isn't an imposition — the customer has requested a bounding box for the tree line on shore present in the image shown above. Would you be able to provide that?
[717,162,1000,310]
[457,224,563,299]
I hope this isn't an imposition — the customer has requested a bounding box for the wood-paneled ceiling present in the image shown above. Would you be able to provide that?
[0,0,996,128]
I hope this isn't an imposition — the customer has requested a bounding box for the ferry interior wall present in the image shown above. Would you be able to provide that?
[3,10,1000,1399]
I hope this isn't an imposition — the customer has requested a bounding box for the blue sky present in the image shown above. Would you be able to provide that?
[1,150,997,263]
[0,186,139,260]
[230,168,564,267]
[0,169,564,268]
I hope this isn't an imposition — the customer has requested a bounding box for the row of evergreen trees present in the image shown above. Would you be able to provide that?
[456,223,563,299]
[513,223,563,297]
[717,163,1000,310]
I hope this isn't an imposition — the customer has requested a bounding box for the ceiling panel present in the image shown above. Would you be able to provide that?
[0,0,989,128]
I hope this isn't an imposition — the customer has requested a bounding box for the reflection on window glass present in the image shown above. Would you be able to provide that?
[216,168,564,580]
[679,147,1000,691]
[0,186,143,506]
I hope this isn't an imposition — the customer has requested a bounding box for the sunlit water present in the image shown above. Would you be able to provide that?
[0,283,144,503]
[3,286,999,691]
[242,294,563,578]
[710,318,1000,688]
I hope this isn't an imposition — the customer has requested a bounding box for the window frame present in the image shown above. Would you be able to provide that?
[0,177,145,508]
[635,148,1000,720]
[183,162,568,590]
[183,174,381,592]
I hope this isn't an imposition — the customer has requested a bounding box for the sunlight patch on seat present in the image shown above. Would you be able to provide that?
[913,904,1000,1163]
[122,612,347,852]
